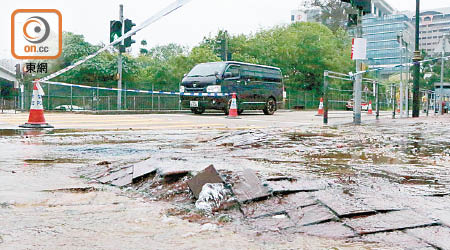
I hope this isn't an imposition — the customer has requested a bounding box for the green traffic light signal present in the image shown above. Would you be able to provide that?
[110,20,122,43]
[354,0,371,14]
[124,19,136,48]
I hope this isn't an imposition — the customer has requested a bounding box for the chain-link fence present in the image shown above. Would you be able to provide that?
[0,96,20,113]
[285,89,393,111]
[5,81,397,112]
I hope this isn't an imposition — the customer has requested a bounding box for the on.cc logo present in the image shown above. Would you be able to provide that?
[23,16,51,44]
[11,9,62,60]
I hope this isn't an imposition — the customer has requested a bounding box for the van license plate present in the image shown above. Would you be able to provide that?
[190,101,198,108]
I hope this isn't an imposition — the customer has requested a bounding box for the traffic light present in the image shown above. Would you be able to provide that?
[15,64,21,79]
[110,20,122,43]
[124,19,136,48]
[348,14,358,27]
[354,0,371,15]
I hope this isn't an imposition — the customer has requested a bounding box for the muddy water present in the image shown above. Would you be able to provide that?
[1,116,449,249]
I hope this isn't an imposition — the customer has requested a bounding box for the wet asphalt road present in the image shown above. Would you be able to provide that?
[0,111,449,249]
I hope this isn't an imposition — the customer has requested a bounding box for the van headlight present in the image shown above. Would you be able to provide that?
[179,86,185,93]
[206,85,221,93]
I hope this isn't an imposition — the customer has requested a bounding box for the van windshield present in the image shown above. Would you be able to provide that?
[187,62,226,77]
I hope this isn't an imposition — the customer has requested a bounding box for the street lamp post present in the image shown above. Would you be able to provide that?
[412,0,421,117]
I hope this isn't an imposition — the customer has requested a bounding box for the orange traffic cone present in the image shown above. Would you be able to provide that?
[316,97,324,116]
[227,93,240,119]
[368,101,373,115]
[19,80,53,129]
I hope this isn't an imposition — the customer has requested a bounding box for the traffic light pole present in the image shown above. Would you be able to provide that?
[412,0,421,117]
[353,9,363,125]
[323,71,329,125]
[117,4,124,111]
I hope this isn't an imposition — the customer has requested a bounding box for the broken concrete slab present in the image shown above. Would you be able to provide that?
[407,226,450,250]
[288,204,338,226]
[232,169,271,203]
[315,191,376,218]
[361,231,434,249]
[111,173,133,187]
[159,169,190,183]
[268,179,324,195]
[187,165,224,199]
[297,222,357,239]
[265,176,296,182]
[240,196,286,218]
[344,210,437,235]
[97,167,133,184]
[132,159,157,180]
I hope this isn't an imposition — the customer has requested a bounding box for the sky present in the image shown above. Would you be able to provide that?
[1,0,450,63]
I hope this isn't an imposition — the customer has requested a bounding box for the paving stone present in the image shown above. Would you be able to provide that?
[268,180,323,195]
[282,192,317,209]
[97,167,133,184]
[315,191,376,218]
[344,210,437,235]
[187,165,224,199]
[298,222,356,239]
[430,210,450,227]
[232,169,271,203]
[288,204,337,226]
[407,226,450,250]
[240,197,285,218]
[361,231,434,249]
[356,195,404,212]
[248,214,295,232]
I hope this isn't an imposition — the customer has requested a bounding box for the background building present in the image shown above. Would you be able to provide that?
[359,0,414,78]
[290,8,321,23]
[363,14,414,77]
[416,8,450,55]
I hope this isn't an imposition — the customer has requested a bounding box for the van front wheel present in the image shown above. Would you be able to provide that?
[263,97,276,115]
[191,107,205,115]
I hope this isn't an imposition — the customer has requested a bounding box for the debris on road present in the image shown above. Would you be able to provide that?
[96,161,111,166]
[159,169,191,183]
[42,187,98,193]
[187,165,224,199]
[268,179,323,195]
[195,183,230,213]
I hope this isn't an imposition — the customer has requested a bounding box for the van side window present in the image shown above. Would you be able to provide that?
[225,65,240,78]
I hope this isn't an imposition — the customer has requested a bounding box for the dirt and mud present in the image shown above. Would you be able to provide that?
[0,114,449,249]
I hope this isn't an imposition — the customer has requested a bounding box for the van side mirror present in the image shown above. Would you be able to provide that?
[224,72,232,79]
[183,73,187,77]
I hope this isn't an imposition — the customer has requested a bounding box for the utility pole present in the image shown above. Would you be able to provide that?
[406,45,410,117]
[439,34,448,115]
[117,4,124,111]
[353,8,363,125]
[323,71,329,125]
[392,84,396,119]
[412,0,421,117]
[399,32,404,118]
[375,81,380,119]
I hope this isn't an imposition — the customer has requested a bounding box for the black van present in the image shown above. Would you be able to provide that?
[180,61,284,115]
